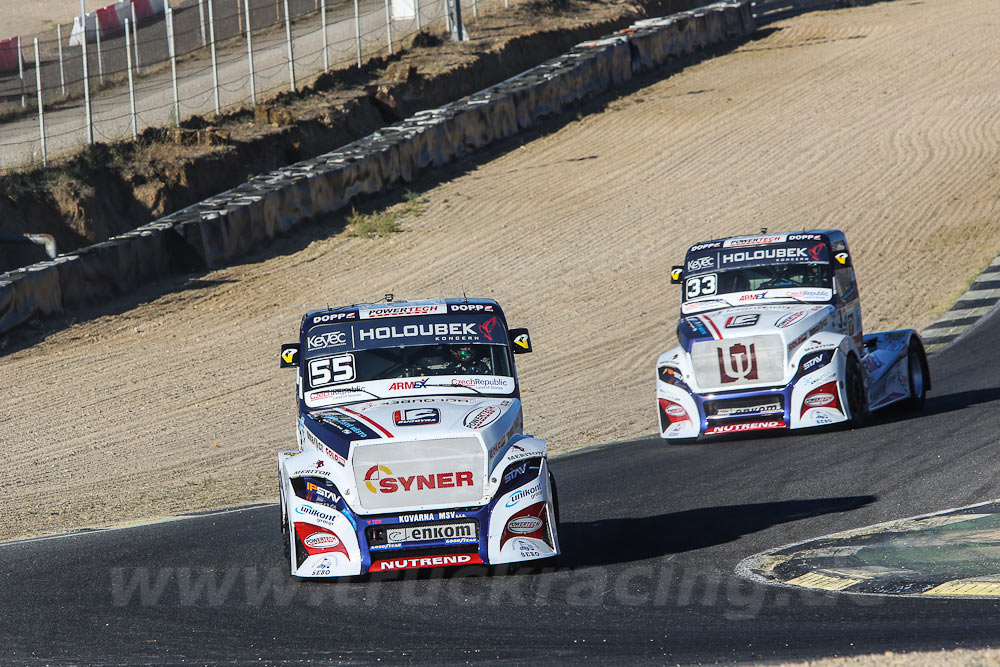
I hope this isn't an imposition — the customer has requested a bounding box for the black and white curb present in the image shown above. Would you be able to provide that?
[736,499,1000,598]
[921,253,1000,354]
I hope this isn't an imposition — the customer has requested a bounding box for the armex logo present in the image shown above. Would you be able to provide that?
[388,378,429,391]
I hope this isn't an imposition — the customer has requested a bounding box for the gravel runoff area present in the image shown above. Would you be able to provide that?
[2,3,1000,662]
[777,648,1000,666]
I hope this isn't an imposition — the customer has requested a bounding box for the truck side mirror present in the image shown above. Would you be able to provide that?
[280,343,300,368]
[509,328,532,354]
[670,266,684,284]
[834,252,851,267]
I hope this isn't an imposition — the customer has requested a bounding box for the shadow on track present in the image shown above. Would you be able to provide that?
[874,386,1000,424]
[557,495,876,569]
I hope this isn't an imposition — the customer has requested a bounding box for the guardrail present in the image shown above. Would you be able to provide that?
[0,234,58,258]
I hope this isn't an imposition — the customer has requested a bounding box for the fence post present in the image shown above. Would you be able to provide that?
[207,0,221,114]
[131,2,141,69]
[244,0,256,106]
[320,0,329,71]
[472,0,477,21]
[449,0,468,41]
[95,23,104,84]
[79,0,93,143]
[33,38,46,166]
[198,0,207,46]
[384,0,393,56]
[283,0,296,91]
[415,0,421,31]
[18,37,25,108]
[124,18,137,140]
[57,25,66,96]
[353,0,361,67]
[166,7,180,124]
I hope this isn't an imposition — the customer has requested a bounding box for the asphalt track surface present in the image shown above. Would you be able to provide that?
[3,310,1000,665]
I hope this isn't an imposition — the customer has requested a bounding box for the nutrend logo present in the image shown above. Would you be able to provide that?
[717,343,758,383]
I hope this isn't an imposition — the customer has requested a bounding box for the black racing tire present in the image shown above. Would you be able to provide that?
[845,354,870,428]
[280,493,291,563]
[905,341,929,412]
[548,470,561,529]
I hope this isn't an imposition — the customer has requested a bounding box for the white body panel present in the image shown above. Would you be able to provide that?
[656,305,923,439]
[279,397,558,576]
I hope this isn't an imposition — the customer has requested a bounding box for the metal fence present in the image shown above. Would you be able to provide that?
[0,0,501,168]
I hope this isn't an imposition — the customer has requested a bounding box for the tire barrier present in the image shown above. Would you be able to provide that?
[69,0,166,45]
[0,0,754,336]
[0,36,20,73]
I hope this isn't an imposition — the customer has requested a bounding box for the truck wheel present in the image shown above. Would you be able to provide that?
[846,355,869,428]
[905,342,928,411]
[549,470,560,529]
[280,493,291,563]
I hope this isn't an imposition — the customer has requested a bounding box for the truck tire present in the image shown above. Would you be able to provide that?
[846,355,869,428]
[906,341,928,411]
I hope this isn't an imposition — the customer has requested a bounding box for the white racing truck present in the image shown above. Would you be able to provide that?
[277,297,560,577]
[656,230,930,440]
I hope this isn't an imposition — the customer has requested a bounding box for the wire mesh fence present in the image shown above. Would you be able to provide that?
[0,0,504,168]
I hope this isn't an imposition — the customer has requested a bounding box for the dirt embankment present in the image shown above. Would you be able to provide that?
[0,0,709,273]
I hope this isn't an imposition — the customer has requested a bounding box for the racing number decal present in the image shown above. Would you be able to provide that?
[685,274,717,300]
[309,353,356,387]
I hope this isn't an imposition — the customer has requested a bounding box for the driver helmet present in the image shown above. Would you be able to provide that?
[453,346,475,362]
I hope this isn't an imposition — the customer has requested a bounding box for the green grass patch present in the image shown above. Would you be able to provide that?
[344,190,425,238]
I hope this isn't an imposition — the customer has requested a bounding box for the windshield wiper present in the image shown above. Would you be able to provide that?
[771,294,812,305]
[418,382,486,395]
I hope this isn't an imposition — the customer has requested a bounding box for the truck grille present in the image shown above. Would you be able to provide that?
[351,438,485,512]
[690,335,786,390]
[704,394,785,420]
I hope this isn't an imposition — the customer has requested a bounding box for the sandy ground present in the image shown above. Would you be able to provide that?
[781,648,1000,666]
[2,0,1000,544]
[3,0,111,39]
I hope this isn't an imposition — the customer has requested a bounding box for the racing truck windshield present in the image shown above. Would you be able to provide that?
[302,314,515,406]
[684,263,832,301]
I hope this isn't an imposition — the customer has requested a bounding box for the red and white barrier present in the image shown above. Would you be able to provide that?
[69,0,165,45]
[0,35,20,73]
